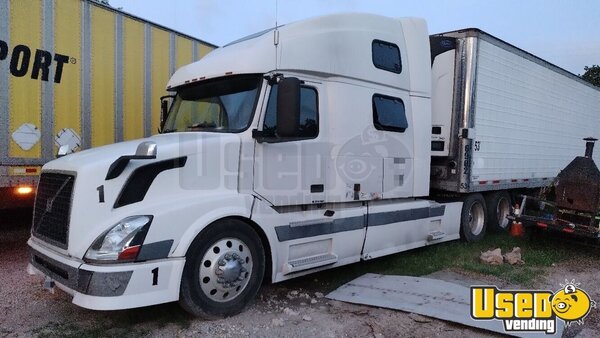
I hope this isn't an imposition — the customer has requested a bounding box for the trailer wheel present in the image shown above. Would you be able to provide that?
[485,191,512,232]
[179,219,265,319]
[460,193,487,242]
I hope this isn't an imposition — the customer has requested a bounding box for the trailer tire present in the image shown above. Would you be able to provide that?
[179,219,265,319]
[485,191,512,232]
[460,193,487,242]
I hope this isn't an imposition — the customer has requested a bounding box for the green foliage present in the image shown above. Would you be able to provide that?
[581,65,600,87]
[91,0,111,6]
[286,232,595,291]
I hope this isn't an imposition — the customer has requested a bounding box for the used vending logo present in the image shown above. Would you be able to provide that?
[471,280,596,334]
[0,39,74,83]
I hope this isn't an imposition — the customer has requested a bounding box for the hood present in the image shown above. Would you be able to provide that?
[40,132,242,258]
[44,132,224,172]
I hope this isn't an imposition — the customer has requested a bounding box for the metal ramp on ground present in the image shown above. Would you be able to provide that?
[326,273,564,337]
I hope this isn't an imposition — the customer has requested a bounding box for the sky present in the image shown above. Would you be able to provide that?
[109,0,600,75]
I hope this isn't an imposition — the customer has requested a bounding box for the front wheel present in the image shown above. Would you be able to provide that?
[460,193,487,242]
[179,219,265,318]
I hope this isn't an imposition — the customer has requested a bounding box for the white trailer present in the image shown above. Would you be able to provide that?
[27,14,600,318]
[430,29,600,236]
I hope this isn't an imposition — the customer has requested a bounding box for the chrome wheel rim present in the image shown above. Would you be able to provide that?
[497,197,511,229]
[469,202,485,235]
[199,237,253,303]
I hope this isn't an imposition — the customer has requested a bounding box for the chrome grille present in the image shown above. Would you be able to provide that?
[32,173,75,249]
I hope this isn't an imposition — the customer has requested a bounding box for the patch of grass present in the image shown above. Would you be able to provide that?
[287,232,596,291]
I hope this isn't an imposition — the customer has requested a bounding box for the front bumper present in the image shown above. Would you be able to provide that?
[29,246,133,297]
[28,238,185,310]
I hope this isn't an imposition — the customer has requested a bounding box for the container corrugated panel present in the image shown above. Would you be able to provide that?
[470,39,600,186]
[0,0,216,188]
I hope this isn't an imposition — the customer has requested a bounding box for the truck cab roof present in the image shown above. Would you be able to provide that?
[166,13,431,97]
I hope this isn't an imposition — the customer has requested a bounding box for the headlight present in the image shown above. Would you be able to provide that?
[84,215,153,263]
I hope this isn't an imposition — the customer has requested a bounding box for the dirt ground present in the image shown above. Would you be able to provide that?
[1,209,598,338]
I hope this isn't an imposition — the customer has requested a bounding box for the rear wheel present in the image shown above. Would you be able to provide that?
[485,191,512,232]
[179,219,265,319]
[460,193,487,242]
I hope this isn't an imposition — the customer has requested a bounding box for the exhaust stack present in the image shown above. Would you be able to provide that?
[584,137,597,158]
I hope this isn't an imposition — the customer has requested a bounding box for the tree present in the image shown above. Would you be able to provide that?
[91,0,111,6]
[581,65,600,87]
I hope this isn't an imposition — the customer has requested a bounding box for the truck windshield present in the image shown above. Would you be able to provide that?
[163,74,262,133]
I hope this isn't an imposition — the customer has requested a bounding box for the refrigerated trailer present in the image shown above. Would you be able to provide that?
[27,13,600,318]
[429,28,600,236]
[0,0,215,208]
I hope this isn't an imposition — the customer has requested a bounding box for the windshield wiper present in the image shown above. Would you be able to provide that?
[188,122,218,130]
[161,128,178,134]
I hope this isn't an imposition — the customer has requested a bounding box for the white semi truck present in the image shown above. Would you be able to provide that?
[28,14,600,317]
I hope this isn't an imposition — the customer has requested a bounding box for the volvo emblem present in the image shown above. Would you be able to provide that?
[45,199,53,213]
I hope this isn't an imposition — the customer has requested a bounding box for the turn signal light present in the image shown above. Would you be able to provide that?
[15,186,34,195]
[118,245,141,261]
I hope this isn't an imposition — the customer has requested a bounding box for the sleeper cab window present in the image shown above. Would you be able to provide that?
[263,84,319,139]
[372,39,402,73]
[373,94,408,132]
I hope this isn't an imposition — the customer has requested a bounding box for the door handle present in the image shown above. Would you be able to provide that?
[310,184,324,193]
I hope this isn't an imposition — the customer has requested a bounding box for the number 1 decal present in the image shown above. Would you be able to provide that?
[151,267,159,286]
[96,185,105,203]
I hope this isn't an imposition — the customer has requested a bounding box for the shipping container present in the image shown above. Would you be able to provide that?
[0,0,216,208]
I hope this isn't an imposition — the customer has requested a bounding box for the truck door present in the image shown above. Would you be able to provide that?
[252,80,367,279]
[253,81,325,205]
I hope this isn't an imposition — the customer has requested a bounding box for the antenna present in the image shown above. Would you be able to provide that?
[273,0,279,70]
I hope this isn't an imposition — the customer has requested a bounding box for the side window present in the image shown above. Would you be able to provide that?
[372,39,402,74]
[373,94,408,132]
[263,84,319,139]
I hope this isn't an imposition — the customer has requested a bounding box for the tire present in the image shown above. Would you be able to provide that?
[485,191,512,232]
[460,193,487,242]
[179,219,265,318]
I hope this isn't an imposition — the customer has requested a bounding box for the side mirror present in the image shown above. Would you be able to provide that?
[276,77,301,138]
[56,144,71,158]
[135,141,157,157]
[160,99,168,131]
[159,95,174,132]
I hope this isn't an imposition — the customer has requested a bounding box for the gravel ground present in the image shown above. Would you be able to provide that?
[1,208,598,337]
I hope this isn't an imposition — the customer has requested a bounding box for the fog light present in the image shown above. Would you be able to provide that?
[15,186,33,195]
